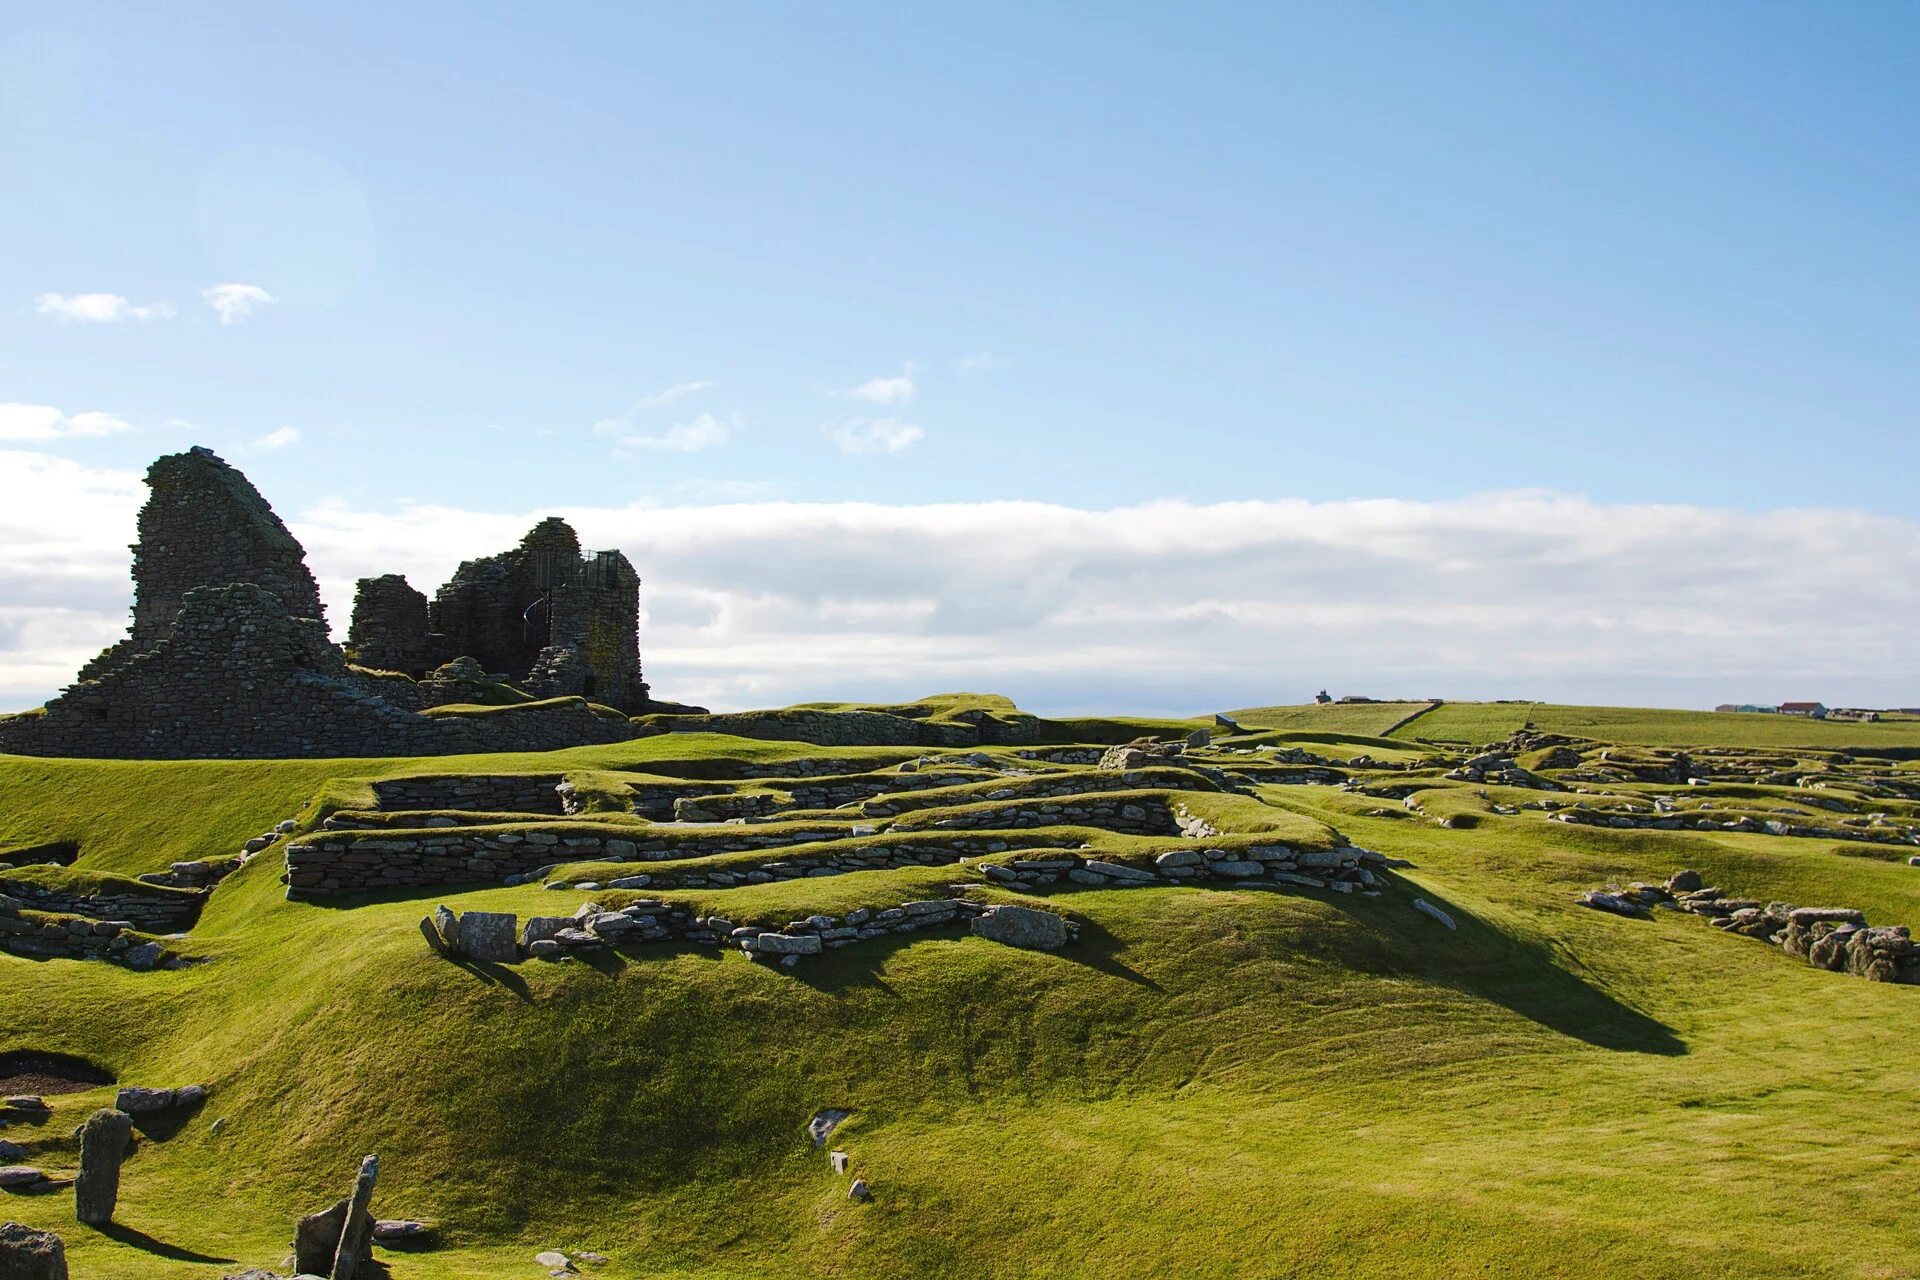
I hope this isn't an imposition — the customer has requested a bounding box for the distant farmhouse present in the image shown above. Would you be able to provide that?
[1709,702,1899,722]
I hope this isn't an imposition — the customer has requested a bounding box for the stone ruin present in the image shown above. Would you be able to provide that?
[0,447,687,760]
[344,515,647,710]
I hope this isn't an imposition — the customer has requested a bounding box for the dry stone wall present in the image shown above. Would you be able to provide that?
[371,775,568,814]
[0,880,200,933]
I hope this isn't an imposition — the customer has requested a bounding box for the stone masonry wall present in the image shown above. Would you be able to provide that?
[0,585,640,759]
[372,775,568,814]
[0,879,200,933]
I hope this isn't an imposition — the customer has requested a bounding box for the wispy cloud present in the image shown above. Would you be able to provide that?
[827,418,924,455]
[0,404,135,441]
[635,380,713,409]
[202,283,276,324]
[838,370,914,406]
[34,293,174,323]
[957,351,1011,374]
[678,478,779,501]
[250,426,301,450]
[618,412,735,452]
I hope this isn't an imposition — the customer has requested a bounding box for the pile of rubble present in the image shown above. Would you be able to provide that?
[1576,870,1920,984]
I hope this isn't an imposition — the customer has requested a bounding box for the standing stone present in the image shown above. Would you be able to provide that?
[0,1223,66,1280]
[330,1154,379,1280]
[432,905,460,951]
[74,1108,133,1226]
[455,912,517,962]
[293,1200,371,1276]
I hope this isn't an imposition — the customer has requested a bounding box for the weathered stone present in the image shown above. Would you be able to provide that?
[455,912,517,962]
[371,1220,434,1245]
[0,1168,46,1188]
[521,917,570,948]
[1209,860,1264,877]
[0,1222,66,1280]
[74,1108,133,1225]
[1412,898,1456,930]
[534,1251,570,1268]
[755,933,822,956]
[1667,869,1704,893]
[1154,849,1203,869]
[293,1199,371,1277]
[330,1154,379,1280]
[971,905,1068,951]
[808,1110,849,1146]
[432,905,460,950]
[114,1086,175,1113]
[848,1177,872,1201]
[829,1150,850,1174]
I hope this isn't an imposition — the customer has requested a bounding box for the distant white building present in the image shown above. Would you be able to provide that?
[1778,702,1827,718]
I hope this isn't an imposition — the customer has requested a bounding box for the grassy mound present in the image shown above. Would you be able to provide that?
[3,703,1920,1277]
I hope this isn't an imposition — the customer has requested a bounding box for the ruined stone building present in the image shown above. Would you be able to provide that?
[345,518,649,711]
[0,447,683,759]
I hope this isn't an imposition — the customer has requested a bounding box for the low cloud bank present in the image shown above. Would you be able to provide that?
[4,448,1916,715]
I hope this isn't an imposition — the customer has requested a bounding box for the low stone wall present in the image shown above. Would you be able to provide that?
[862,769,1215,819]
[636,709,983,748]
[891,794,1180,836]
[0,879,201,932]
[551,834,1081,891]
[372,775,567,814]
[1550,805,1920,845]
[672,770,995,821]
[285,821,865,897]
[0,903,173,970]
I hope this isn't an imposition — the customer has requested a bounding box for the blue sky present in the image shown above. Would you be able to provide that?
[7,2,1917,513]
[4,4,1919,713]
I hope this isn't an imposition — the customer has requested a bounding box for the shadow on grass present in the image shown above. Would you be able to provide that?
[1345,880,1686,1056]
[129,1095,204,1141]
[442,954,533,1002]
[91,1222,235,1265]
[1058,916,1164,991]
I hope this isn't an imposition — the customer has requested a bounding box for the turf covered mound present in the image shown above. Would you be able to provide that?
[4,702,1920,1278]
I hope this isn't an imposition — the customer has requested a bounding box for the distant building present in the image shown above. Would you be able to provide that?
[1778,702,1827,718]
[1715,704,1778,714]
[1315,690,1332,704]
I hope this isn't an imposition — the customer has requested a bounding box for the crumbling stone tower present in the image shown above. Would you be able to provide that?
[346,517,650,712]
[80,447,327,680]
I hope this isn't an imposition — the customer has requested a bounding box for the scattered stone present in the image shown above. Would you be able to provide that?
[848,1177,872,1202]
[74,1108,133,1225]
[1411,899,1456,930]
[0,1222,65,1279]
[808,1110,850,1147]
[829,1150,850,1174]
[431,905,459,950]
[114,1086,177,1113]
[1667,869,1703,893]
[970,905,1068,951]
[1578,890,1650,919]
[534,1251,571,1269]
[1,1098,44,1112]
[0,1144,24,1162]
[0,1167,46,1189]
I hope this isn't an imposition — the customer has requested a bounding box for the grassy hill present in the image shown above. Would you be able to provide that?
[5,702,1920,1278]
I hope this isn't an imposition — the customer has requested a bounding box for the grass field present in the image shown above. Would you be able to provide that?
[1384,701,1920,750]
[4,705,1920,1278]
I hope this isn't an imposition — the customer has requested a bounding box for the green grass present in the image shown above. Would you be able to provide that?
[1225,700,1438,737]
[1391,702,1920,751]
[6,702,1920,1277]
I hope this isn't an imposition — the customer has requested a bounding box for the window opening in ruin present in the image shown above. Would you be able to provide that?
[582,675,597,698]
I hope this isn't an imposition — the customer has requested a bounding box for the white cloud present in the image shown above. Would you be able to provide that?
[827,418,924,455]
[201,283,276,324]
[615,413,734,453]
[9,465,1920,719]
[251,426,300,450]
[840,371,914,405]
[0,404,135,441]
[35,293,174,323]
[957,351,1012,374]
